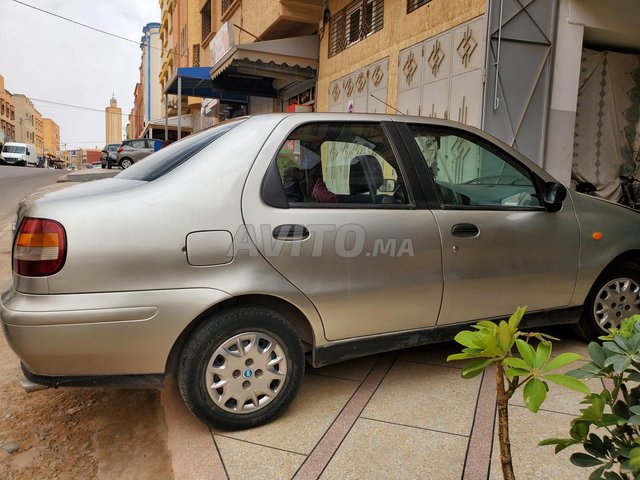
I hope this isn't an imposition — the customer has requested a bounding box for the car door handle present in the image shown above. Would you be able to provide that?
[272,224,310,241]
[451,223,479,238]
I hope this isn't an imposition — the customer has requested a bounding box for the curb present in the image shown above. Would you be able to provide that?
[160,375,227,480]
[60,170,120,183]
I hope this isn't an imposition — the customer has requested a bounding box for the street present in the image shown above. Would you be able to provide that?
[0,166,61,226]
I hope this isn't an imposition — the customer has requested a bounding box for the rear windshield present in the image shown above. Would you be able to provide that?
[107,145,119,152]
[116,118,245,182]
[3,145,25,154]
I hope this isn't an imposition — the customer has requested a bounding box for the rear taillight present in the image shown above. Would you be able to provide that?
[13,218,67,277]
[117,147,123,153]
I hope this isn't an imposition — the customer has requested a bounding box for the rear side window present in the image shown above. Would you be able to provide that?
[117,119,245,182]
[270,122,410,207]
[129,140,146,149]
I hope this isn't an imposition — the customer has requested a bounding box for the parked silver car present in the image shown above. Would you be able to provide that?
[115,138,163,169]
[2,113,640,430]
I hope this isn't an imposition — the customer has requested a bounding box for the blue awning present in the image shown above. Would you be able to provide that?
[164,67,248,103]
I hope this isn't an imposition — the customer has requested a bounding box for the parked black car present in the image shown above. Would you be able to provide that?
[101,144,121,169]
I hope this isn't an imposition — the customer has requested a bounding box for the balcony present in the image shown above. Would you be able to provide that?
[237,0,323,41]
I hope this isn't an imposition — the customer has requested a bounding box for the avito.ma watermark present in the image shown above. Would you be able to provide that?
[229,224,414,258]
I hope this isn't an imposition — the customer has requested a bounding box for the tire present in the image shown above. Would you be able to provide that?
[576,262,640,341]
[107,159,112,169]
[120,158,133,169]
[178,305,304,430]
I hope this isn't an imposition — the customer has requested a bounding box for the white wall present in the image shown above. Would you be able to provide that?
[544,0,640,185]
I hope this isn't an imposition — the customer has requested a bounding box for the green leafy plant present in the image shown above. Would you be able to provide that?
[540,315,640,480]
[447,306,589,480]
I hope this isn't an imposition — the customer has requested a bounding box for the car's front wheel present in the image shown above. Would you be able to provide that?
[577,262,640,340]
[178,305,304,430]
[120,158,133,169]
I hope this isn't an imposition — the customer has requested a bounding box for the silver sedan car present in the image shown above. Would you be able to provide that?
[2,113,640,430]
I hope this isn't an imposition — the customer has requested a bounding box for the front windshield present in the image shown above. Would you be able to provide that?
[3,146,26,154]
[116,118,246,182]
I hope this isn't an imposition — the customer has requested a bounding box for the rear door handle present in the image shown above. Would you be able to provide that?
[451,223,479,238]
[272,224,310,241]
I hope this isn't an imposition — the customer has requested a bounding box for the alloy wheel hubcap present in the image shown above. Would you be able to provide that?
[205,332,287,414]
[593,277,640,331]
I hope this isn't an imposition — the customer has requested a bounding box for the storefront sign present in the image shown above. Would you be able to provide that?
[211,22,236,66]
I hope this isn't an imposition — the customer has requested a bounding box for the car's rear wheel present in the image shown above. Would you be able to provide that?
[576,262,640,341]
[178,305,304,430]
[120,158,133,169]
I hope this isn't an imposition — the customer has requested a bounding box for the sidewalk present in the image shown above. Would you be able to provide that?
[162,332,593,480]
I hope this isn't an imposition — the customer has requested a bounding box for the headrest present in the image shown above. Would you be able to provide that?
[349,155,383,195]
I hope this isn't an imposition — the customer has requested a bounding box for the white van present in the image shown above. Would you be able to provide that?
[1,142,38,167]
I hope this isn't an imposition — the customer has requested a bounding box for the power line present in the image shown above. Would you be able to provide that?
[31,97,171,124]
[11,0,183,57]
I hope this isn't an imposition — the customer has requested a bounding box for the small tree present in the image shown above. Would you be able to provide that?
[447,306,590,480]
[540,315,640,480]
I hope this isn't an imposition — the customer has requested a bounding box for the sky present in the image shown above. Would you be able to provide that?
[0,0,160,151]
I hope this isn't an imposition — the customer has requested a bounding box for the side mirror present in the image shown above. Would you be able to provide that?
[543,181,567,212]
[26,150,30,155]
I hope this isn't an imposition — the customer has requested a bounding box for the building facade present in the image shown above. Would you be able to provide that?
[34,110,44,157]
[141,23,162,129]
[43,118,60,158]
[317,0,640,195]
[105,95,123,144]
[133,83,144,138]
[12,94,40,148]
[158,0,205,137]
[0,74,16,145]
[208,0,323,113]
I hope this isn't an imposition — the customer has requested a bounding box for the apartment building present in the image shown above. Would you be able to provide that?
[0,74,16,145]
[156,0,322,139]
[140,22,162,134]
[34,110,44,157]
[12,94,40,149]
[43,118,60,158]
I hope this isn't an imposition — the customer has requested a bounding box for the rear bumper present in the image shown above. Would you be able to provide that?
[0,285,232,376]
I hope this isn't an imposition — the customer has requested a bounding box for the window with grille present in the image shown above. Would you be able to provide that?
[201,0,212,41]
[193,44,201,67]
[407,0,430,13]
[329,0,383,57]
[222,0,238,17]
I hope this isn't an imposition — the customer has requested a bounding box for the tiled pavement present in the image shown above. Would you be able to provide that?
[162,333,595,480]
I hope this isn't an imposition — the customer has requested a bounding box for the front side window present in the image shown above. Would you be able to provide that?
[408,125,542,208]
[274,123,409,206]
